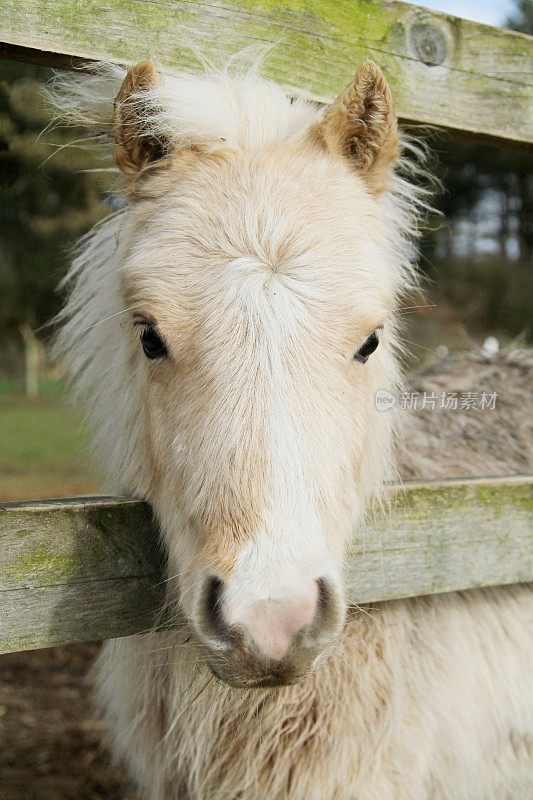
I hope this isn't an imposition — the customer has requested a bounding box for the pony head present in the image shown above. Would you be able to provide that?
[56,57,421,687]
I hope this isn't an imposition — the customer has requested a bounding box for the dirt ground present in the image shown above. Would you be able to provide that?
[0,644,137,800]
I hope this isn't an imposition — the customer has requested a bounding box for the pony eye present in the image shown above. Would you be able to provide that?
[139,325,168,360]
[354,331,379,364]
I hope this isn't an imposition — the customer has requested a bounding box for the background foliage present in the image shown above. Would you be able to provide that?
[0,63,115,341]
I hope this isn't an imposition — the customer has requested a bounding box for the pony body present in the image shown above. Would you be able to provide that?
[53,58,533,798]
[97,586,533,799]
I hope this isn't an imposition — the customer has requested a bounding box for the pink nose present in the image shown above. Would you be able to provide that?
[228,585,319,661]
[198,577,344,686]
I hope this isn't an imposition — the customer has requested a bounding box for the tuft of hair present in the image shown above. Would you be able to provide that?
[45,53,435,216]
[45,50,319,164]
[46,52,435,279]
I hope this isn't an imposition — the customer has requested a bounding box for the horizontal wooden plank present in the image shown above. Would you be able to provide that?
[348,476,533,603]
[0,1,532,146]
[0,496,161,590]
[0,476,531,654]
[0,497,166,653]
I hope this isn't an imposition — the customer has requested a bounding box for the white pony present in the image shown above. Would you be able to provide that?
[52,57,533,799]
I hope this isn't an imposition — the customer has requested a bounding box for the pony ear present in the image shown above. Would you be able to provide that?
[113,61,169,180]
[316,61,399,195]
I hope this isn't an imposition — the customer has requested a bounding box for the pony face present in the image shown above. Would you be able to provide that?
[59,60,415,687]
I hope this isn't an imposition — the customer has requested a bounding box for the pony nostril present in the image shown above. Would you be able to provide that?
[313,577,343,635]
[200,576,230,644]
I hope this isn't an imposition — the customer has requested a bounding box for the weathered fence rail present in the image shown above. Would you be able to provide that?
[1,476,531,654]
[0,0,532,146]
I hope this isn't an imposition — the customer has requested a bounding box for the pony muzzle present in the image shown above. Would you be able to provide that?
[195,575,344,687]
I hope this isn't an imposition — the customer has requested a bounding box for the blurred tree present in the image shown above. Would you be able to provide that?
[506,0,533,33]
[501,0,531,265]
[417,0,533,342]
[0,62,114,349]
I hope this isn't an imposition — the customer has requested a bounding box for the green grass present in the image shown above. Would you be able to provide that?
[0,377,66,398]
[0,393,100,502]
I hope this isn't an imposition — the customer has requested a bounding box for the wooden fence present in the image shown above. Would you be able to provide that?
[0,0,532,655]
[1,477,532,654]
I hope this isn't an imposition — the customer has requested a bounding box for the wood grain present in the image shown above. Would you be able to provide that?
[348,476,533,603]
[0,497,166,653]
[0,1,532,145]
[1,476,531,654]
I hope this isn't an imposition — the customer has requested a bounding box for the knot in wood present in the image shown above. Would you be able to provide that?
[409,21,448,66]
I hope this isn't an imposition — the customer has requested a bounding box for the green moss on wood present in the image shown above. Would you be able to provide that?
[10,546,81,584]
[388,481,533,519]
[0,0,532,144]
